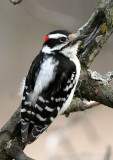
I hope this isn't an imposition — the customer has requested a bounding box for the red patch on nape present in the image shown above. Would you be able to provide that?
[44,35,49,43]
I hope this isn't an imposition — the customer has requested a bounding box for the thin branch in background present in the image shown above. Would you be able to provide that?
[46,113,98,160]
[65,98,100,115]
[84,101,100,109]
[104,146,112,160]
[46,114,84,160]
[9,0,22,5]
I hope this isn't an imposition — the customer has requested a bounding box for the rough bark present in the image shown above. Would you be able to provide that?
[1,0,113,159]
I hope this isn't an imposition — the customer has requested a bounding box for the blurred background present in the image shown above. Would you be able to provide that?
[0,0,113,159]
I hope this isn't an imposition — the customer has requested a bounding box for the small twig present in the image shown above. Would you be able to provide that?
[88,70,113,84]
[104,146,111,160]
[84,101,100,109]
[9,0,22,5]
[64,98,100,115]
[46,114,85,160]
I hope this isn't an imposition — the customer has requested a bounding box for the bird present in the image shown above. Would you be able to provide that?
[20,30,85,144]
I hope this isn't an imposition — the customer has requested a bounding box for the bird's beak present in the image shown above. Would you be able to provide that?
[60,33,86,52]
[68,33,86,46]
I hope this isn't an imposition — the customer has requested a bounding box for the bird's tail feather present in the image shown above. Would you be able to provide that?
[27,125,47,144]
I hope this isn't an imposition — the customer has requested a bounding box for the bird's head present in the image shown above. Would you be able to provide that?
[42,30,86,57]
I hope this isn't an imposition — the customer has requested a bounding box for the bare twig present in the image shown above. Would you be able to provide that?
[64,98,100,115]
[9,0,22,5]
[104,146,112,160]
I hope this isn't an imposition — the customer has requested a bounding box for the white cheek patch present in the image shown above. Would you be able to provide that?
[42,43,66,54]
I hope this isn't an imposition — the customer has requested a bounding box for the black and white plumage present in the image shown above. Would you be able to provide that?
[20,30,85,144]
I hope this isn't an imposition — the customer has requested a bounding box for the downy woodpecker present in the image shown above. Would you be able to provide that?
[20,30,85,144]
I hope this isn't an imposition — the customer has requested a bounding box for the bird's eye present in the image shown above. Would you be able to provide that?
[60,37,67,42]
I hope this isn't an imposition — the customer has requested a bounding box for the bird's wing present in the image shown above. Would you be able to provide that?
[21,52,45,143]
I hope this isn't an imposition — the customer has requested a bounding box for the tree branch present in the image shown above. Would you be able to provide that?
[78,69,113,107]
[78,0,113,67]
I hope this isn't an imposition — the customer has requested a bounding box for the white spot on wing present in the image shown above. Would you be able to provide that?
[35,104,38,108]
[25,118,29,121]
[55,97,66,102]
[38,96,45,103]
[45,106,54,112]
[38,106,43,112]
[32,112,35,115]
[27,110,31,114]
[26,92,29,96]
[21,108,26,112]
[24,101,31,106]
[22,96,25,100]
[51,97,54,101]
[57,107,60,111]
[61,98,66,101]
[30,121,34,124]
[35,104,43,111]
[36,114,46,121]
[50,117,54,122]
[55,98,61,102]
